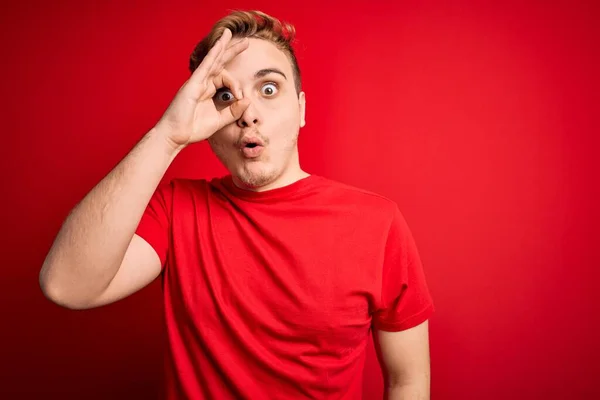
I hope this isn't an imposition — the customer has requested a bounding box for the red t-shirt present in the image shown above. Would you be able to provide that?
[135,174,434,399]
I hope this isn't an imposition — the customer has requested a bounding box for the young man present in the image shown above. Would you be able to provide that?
[40,10,434,400]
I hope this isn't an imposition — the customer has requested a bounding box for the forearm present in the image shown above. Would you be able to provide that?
[384,371,431,400]
[40,126,181,306]
[386,382,430,400]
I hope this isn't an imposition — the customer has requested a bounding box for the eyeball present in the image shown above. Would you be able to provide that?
[216,90,234,102]
[261,83,278,96]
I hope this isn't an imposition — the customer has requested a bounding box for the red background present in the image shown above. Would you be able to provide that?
[1,0,598,398]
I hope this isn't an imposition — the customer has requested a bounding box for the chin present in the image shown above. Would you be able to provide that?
[234,162,281,189]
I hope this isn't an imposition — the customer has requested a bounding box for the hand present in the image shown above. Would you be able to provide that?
[156,28,250,150]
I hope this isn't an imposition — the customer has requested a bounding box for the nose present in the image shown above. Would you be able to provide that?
[236,101,259,128]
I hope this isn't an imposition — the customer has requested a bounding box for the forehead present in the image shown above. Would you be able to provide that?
[224,38,293,79]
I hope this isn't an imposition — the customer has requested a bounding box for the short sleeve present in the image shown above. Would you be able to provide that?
[135,181,173,268]
[372,205,435,331]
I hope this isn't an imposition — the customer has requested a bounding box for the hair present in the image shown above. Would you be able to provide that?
[189,10,302,94]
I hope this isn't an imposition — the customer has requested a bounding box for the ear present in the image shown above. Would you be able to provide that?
[298,91,306,128]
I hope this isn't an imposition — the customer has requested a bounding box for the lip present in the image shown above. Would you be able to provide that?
[241,145,264,158]
[239,135,266,159]
[240,136,265,148]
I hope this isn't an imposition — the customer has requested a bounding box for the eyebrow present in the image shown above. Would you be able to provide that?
[255,68,287,80]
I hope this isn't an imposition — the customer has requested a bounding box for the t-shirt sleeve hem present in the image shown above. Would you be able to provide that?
[372,303,435,332]
[135,226,167,267]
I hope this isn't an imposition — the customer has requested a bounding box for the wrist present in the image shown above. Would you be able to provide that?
[148,124,186,158]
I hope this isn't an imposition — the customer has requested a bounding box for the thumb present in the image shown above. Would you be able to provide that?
[219,98,250,127]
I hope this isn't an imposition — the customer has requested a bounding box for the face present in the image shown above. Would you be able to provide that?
[207,38,306,190]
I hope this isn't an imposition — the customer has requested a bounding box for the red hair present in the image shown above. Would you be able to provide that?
[189,10,302,93]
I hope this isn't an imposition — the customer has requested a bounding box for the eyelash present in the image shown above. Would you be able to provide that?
[262,82,278,92]
[216,82,279,101]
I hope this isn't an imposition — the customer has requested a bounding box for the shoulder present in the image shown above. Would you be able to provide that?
[316,176,401,221]
[152,177,213,202]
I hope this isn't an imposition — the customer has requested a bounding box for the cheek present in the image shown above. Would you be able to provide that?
[268,100,301,130]
[209,128,235,149]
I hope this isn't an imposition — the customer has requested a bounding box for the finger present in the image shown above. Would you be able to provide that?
[209,30,234,71]
[189,29,232,84]
[199,68,240,102]
[218,97,251,128]
[189,41,222,86]
[218,69,243,100]
[204,30,242,77]
[219,37,249,68]
[204,37,248,79]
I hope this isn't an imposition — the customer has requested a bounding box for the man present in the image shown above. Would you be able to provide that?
[39,10,434,400]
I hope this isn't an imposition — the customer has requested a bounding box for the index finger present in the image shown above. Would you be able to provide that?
[189,28,233,83]
[218,37,250,68]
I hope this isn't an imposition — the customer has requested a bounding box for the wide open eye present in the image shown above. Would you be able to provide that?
[215,89,234,103]
[261,83,278,97]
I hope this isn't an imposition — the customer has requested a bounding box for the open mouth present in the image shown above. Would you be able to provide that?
[241,140,265,158]
[240,136,265,158]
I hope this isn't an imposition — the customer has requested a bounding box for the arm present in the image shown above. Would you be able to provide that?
[374,320,431,400]
[39,29,250,310]
[373,205,434,398]
[39,127,181,309]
